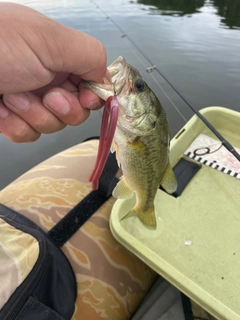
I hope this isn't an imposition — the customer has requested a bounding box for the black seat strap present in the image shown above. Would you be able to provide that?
[47,152,119,247]
[48,154,201,246]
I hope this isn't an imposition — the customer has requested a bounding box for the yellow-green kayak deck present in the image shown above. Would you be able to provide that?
[110,107,240,320]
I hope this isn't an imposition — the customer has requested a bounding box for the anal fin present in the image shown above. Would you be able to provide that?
[112,177,134,199]
[161,162,178,194]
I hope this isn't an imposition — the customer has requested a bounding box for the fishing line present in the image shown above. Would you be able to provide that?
[91,0,193,129]
[90,1,127,37]
[123,38,191,125]
[90,0,240,162]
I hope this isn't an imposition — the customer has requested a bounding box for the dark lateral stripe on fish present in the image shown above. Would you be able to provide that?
[185,152,240,180]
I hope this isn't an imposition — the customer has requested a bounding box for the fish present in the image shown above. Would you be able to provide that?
[84,56,177,229]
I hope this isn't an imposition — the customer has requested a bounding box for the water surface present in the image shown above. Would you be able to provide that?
[1,0,240,188]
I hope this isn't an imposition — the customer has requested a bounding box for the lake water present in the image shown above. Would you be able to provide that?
[1,0,240,189]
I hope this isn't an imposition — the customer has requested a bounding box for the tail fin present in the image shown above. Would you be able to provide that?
[121,207,157,230]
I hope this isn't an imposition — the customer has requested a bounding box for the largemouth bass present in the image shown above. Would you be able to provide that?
[85,56,177,229]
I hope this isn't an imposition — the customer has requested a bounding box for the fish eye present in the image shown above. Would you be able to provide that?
[134,79,145,92]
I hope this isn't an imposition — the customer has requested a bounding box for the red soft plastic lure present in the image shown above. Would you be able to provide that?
[89,96,119,190]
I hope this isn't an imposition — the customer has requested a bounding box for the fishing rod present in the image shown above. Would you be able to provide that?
[91,0,240,162]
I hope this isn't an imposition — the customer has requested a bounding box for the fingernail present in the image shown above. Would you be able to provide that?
[4,93,29,111]
[0,104,9,119]
[86,99,102,110]
[44,92,70,115]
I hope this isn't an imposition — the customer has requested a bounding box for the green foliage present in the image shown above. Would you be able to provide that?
[137,0,205,16]
[213,0,240,29]
[136,0,240,28]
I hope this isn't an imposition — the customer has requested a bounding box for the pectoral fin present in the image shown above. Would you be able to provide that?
[111,140,121,167]
[112,177,134,199]
[161,162,178,194]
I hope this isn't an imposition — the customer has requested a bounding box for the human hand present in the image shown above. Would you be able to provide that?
[0,3,109,142]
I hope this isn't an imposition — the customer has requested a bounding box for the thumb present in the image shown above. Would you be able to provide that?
[2,3,108,83]
[41,26,109,82]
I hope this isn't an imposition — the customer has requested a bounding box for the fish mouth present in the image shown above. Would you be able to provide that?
[108,56,130,96]
[83,56,130,100]
[87,57,130,189]
[108,56,127,79]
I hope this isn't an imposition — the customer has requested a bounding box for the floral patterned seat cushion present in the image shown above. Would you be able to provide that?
[0,140,157,320]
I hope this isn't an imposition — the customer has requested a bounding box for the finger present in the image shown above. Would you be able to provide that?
[69,74,82,87]
[33,73,78,98]
[3,92,66,134]
[79,83,104,110]
[59,77,79,92]
[1,4,108,93]
[0,100,40,142]
[60,78,104,110]
[32,72,70,97]
[33,20,109,81]
[43,88,92,125]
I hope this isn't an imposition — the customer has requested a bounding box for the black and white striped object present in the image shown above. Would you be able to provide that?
[184,134,240,180]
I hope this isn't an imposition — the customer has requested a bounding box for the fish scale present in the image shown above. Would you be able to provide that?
[85,56,177,229]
